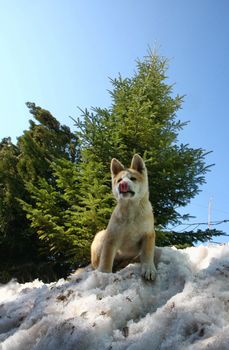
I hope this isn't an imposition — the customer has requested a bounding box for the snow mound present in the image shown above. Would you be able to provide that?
[1,245,229,350]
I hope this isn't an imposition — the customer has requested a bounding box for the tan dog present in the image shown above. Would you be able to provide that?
[91,154,156,280]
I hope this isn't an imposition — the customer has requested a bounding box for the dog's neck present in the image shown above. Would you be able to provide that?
[115,192,150,216]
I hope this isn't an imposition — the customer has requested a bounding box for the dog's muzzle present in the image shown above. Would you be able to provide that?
[119,181,129,193]
[118,181,135,196]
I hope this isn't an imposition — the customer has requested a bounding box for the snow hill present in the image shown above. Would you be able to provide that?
[0,245,229,350]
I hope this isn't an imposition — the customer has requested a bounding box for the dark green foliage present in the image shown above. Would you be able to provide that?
[0,105,80,282]
[70,158,113,239]
[156,228,224,248]
[20,157,113,266]
[17,102,79,182]
[0,138,37,264]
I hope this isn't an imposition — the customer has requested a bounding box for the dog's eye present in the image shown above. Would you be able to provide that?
[117,178,122,183]
[130,177,136,181]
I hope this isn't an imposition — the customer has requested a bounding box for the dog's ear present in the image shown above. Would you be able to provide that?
[111,158,125,176]
[130,154,145,173]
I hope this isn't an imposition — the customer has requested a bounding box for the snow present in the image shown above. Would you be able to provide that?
[1,245,229,350]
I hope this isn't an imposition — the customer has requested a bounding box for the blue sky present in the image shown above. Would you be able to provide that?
[0,0,229,242]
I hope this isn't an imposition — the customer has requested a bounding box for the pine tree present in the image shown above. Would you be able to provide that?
[75,52,212,228]
[0,138,39,271]
[0,104,80,281]
[17,102,79,182]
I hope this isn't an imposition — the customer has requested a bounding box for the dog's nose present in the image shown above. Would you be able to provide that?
[119,181,129,193]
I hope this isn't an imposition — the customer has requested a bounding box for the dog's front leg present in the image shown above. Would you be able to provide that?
[98,236,117,273]
[140,232,156,280]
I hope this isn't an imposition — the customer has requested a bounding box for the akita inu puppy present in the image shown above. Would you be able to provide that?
[91,154,156,280]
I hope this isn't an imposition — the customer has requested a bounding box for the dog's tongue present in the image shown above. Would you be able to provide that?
[119,181,129,193]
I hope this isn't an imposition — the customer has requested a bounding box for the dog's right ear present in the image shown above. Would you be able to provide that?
[111,158,125,176]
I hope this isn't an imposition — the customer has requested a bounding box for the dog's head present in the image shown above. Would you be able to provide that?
[111,154,148,201]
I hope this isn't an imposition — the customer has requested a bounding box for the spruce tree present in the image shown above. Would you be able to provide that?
[76,53,212,227]
[0,104,80,281]
[17,102,79,181]
[0,138,39,279]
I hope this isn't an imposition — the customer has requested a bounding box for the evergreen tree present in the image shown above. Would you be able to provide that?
[17,102,79,182]
[0,138,39,273]
[76,53,212,228]
[0,104,80,281]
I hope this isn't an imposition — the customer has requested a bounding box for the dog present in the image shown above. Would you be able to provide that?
[91,154,156,280]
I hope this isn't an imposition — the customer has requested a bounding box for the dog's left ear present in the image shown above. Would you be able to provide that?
[130,154,145,173]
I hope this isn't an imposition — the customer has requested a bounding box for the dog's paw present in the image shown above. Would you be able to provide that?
[141,262,156,281]
[97,265,112,273]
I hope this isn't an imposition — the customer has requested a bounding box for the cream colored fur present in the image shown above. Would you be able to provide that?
[91,154,156,280]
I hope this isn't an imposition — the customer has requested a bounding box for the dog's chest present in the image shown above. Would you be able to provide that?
[116,216,152,255]
[108,202,154,246]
